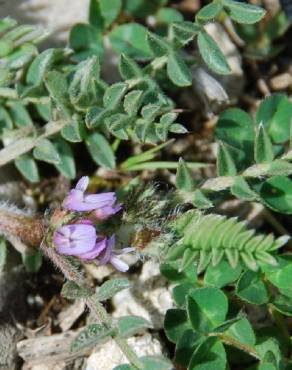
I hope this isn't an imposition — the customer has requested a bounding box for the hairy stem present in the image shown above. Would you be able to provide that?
[0,206,44,248]
[201,154,292,193]
[41,243,143,369]
[87,297,143,369]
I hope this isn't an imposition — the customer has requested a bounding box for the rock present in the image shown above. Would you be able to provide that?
[270,72,292,91]
[192,66,229,116]
[112,261,173,329]
[0,0,90,46]
[57,300,85,332]
[0,264,27,369]
[27,363,67,370]
[0,322,21,370]
[17,330,87,366]
[86,334,163,370]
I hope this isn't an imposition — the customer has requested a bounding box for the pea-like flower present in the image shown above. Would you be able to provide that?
[53,225,133,272]
[63,176,121,218]
[97,235,134,272]
[53,223,97,256]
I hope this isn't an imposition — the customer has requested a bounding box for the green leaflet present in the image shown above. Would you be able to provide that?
[15,154,40,183]
[223,0,266,24]
[196,3,223,22]
[187,287,228,333]
[176,158,195,191]
[85,132,116,169]
[71,324,114,352]
[197,31,231,75]
[168,210,288,272]
[117,316,152,338]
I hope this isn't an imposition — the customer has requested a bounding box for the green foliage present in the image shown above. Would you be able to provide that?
[2,3,291,370]
[0,239,7,272]
[117,316,152,338]
[236,271,269,305]
[176,158,195,192]
[71,324,114,352]
[163,284,259,369]
[21,250,42,273]
[260,176,292,214]
[114,356,173,370]
[175,96,292,214]
[204,260,242,288]
[0,0,267,181]
[222,0,266,24]
[166,210,287,272]
[95,278,130,301]
[235,9,289,60]
[197,31,231,75]
[187,287,228,333]
[61,281,93,299]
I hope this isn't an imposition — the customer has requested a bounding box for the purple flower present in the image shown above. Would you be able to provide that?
[97,235,134,272]
[53,223,97,256]
[77,237,107,260]
[94,204,122,220]
[63,176,121,218]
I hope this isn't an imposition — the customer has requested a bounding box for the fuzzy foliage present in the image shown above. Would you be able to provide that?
[166,210,289,273]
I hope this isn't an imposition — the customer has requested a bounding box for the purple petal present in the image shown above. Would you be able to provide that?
[54,224,97,255]
[75,176,89,192]
[69,224,96,240]
[110,256,130,272]
[78,219,94,225]
[98,235,115,265]
[63,194,97,212]
[63,189,85,211]
[53,233,71,249]
[77,238,107,260]
[94,204,122,220]
[84,192,116,205]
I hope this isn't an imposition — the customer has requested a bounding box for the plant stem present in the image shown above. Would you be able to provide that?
[268,305,291,357]
[201,160,292,193]
[112,138,121,153]
[209,332,260,360]
[115,336,144,369]
[86,297,143,369]
[41,243,143,369]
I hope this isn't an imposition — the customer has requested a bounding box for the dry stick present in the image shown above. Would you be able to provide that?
[40,243,143,369]
[0,119,66,167]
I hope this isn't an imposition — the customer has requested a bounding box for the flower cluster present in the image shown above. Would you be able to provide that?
[63,176,121,218]
[53,177,132,272]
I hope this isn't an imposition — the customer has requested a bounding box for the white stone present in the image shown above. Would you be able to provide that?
[86,334,163,370]
[0,0,90,45]
[112,261,173,329]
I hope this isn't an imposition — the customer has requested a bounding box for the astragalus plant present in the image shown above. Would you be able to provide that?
[1,1,292,369]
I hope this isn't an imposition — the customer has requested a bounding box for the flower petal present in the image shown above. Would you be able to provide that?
[110,256,129,272]
[84,192,116,205]
[54,224,97,255]
[75,176,89,192]
[94,204,122,220]
[77,238,107,260]
[69,224,96,240]
[98,235,115,265]
[63,189,85,211]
